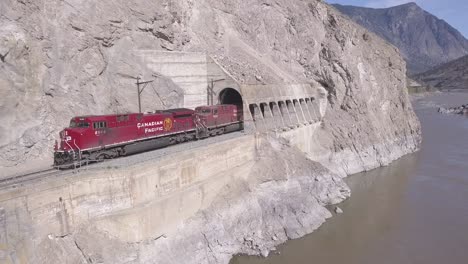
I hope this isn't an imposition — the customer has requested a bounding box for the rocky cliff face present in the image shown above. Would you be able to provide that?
[333,2,468,74]
[0,0,421,263]
[415,55,468,90]
[0,0,420,177]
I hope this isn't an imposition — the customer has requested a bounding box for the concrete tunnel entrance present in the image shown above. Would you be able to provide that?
[219,88,243,107]
[219,87,244,124]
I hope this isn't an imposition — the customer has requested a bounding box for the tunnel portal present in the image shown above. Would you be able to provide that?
[219,88,243,107]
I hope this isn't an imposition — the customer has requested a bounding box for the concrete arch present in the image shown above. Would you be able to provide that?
[278,101,292,127]
[300,98,313,123]
[218,88,243,107]
[293,99,306,124]
[269,102,283,129]
[259,103,268,118]
[286,99,300,126]
[278,101,286,116]
[249,104,259,121]
[269,102,277,116]
[260,102,275,130]
[307,97,318,122]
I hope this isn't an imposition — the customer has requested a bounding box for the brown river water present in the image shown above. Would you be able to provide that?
[232,92,468,264]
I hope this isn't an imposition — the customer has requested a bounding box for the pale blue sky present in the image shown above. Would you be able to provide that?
[326,0,468,38]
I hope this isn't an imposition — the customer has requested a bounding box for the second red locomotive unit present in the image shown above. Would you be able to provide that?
[54,104,243,167]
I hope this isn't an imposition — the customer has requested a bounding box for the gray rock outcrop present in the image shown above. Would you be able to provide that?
[438,104,468,115]
[333,3,468,74]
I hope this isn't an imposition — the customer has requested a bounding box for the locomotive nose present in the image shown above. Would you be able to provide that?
[61,129,73,141]
[57,129,73,151]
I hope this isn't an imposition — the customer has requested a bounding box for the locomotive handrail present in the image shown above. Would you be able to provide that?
[64,140,75,159]
[63,140,78,170]
[195,116,207,129]
[73,139,82,161]
[194,116,208,138]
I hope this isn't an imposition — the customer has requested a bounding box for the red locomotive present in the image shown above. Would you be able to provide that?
[54,104,243,167]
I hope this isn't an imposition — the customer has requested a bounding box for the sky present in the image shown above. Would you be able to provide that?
[325,0,468,38]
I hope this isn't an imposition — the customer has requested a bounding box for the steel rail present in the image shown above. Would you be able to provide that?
[0,169,59,188]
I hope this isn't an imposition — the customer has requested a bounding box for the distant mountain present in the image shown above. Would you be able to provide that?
[414,55,468,90]
[333,2,468,74]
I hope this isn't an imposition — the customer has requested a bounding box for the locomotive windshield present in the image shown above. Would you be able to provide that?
[197,108,211,115]
[70,120,90,128]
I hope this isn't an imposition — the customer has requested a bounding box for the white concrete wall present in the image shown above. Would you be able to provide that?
[135,51,210,109]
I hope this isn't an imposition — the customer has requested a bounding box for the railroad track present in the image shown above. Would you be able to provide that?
[0,132,245,189]
[0,160,110,188]
[0,168,60,188]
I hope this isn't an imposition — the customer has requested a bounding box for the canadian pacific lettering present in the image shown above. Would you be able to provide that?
[137,121,163,129]
[145,127,164,133]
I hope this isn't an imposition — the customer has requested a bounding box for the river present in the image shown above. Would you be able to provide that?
[231,92,468,264]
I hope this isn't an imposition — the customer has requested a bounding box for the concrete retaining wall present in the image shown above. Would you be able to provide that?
[0,135,257,261]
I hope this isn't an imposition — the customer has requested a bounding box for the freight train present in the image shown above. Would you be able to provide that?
[53,104,243,168]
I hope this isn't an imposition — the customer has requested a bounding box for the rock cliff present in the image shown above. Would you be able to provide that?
[0,0,421,263]
[333,2,468,74]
